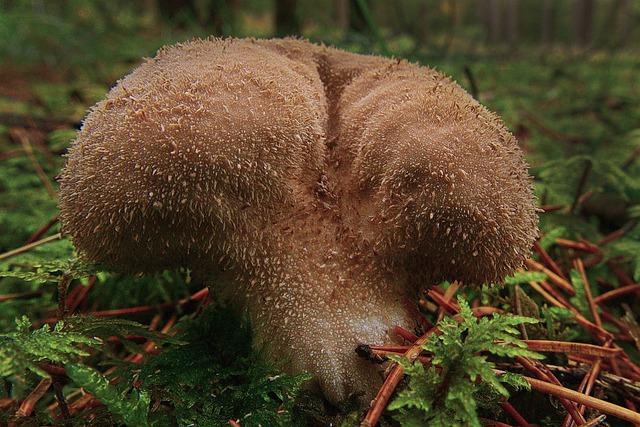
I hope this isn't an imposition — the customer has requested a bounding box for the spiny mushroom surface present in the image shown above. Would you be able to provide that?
[59,38,538,405]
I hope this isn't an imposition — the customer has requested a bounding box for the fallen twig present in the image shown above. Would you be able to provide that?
[0,232,62,261]
[25,215,60,244]
[361,328,437,427]
[513,374,640,424]
[13,378,53,418]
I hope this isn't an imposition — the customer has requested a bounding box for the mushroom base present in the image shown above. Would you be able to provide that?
[215,216,419,405]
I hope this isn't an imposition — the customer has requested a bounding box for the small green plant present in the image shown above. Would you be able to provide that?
[0,316,98,378]
[0,307,311,426]
[138,305,311,427]
[388,298,541,427]
[66,363,152,426]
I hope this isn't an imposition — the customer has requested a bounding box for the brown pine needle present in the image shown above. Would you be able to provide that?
[470,306,503,317]
[437,281,460,322]
[594,284,640,304]
[11,128,57,199]
[517,374,640,424]
[533,240,566,279]
[606,260,635,286]
[393,326,419,343]
[538,279,573,307]
[522,340,620,358]
[67,275,96,313]
[361,328,436,427]
[574,259,602,327]
[370,340,621,359]
[540,204,565,212]
[515,356,586,424]
[557,238,600,254]
[26,215,59,244]
[14,378,53,418]
[528,280,568,309]
[527,280,612,342]
[428,289,459,315]
[526,259,575,295]
[0,290,43,302]
[500,400,531,427]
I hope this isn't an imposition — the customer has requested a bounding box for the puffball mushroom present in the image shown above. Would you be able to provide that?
[59,38,538,405]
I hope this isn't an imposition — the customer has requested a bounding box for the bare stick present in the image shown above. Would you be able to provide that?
[0,233,62,261]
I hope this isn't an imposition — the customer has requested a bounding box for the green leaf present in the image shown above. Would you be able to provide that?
[569,269,590,317]
[0,316,99,378]
[139,305,310,426]
[66,363,150,427]
[62,316,182,344]
[0,257,97,284]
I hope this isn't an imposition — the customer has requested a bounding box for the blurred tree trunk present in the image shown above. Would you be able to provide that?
[603,0,632,47]
[486,0,501,43]
[158,0,197,22]
[209,0,240,35]
[417,1,429,46]
[393,0,428,46]
[541,0,554,44]
[349,0,370,34]
[475,0,486,47]
[505,0,518,46]
[335,0,350,32]
[572,0,593,46]
[275,0,300,36]
[600,0,622,47]
[616,0,632,47]
[442,0,459,54]
[143,0,158,20]
[158,0,237,35]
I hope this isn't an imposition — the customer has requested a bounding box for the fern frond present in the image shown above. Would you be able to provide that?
[388,297,540,426]
[0,316,98,378]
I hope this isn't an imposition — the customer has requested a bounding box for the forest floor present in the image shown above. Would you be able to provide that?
[1,28,640,426]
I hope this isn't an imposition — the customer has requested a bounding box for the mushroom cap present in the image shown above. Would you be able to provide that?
[59,38,327,272]
[60,37,537,283]
[339,63,538,285]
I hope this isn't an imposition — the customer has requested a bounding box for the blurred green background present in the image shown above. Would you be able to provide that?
[2,0,639,70]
